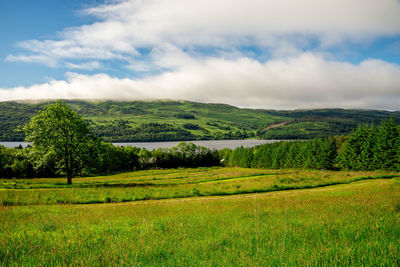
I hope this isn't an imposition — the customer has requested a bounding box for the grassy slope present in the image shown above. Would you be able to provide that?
[0,100,285,141]
[0,100,399,141]
[0,176,399,265]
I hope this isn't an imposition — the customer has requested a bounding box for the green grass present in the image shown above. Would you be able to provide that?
[0,167,399,206]
[0,178,399,266]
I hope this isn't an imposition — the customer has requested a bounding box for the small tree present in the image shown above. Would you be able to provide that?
[22,101,92,184]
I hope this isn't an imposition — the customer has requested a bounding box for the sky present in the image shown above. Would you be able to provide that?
[1,0,400,110]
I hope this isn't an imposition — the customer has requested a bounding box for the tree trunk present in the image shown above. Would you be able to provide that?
[67,174,72,184]
[65,151,73,184]
[66,160,72,184]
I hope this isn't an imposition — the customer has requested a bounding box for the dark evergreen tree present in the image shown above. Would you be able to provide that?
[373,118,399,171]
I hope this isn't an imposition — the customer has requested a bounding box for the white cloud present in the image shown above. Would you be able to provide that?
[65,61,102,70]
[1,54,400,110]
[7,0,400,66]
[5,54,57,67]
[3,0,400,110]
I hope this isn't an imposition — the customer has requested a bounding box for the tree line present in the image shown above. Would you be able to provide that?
[0,141,220,180]
[221,118,399,171]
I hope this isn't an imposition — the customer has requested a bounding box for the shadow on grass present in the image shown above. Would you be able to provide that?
[2,174,398,206]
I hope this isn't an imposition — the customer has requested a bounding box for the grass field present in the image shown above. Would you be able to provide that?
[1,168,399,266]
[1,167,399,205]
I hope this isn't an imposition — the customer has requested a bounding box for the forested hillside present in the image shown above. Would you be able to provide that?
[0,100,399,141]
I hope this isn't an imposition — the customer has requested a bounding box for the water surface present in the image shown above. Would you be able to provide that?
[1,139,280,150]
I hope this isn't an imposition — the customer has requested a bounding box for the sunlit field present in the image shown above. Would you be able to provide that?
[1,167,398,205]
[0,173,399,266]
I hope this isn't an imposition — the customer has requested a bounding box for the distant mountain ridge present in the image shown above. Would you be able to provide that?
[0,100,399,142]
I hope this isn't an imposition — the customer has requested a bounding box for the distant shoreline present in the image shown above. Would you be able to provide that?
[1,139,282,150]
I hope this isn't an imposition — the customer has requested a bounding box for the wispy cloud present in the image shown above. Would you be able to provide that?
[5,54,57,67]
[6,0,400,67]
[65,61,102,70]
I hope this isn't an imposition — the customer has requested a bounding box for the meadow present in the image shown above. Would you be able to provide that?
[1,167,398,205]
[0,169,399,266]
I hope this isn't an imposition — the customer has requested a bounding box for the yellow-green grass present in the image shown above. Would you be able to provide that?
[0,179,399,266]
[0,167,399,206]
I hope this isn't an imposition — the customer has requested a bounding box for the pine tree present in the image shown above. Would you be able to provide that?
[373,118,399,170]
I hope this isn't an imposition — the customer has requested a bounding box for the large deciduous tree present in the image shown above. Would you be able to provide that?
[22,101,92,184]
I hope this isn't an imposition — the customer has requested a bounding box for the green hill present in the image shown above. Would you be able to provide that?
[0,100,399,141]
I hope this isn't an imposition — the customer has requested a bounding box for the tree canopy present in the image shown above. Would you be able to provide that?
[22,101,93,184]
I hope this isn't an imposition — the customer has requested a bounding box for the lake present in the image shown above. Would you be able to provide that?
[0,139,281,150]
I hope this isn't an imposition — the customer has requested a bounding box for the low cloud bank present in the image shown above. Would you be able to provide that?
[2,54,400,110]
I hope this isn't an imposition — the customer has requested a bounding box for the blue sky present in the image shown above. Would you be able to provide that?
[1,0,400,110]
[0,0,111,87]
